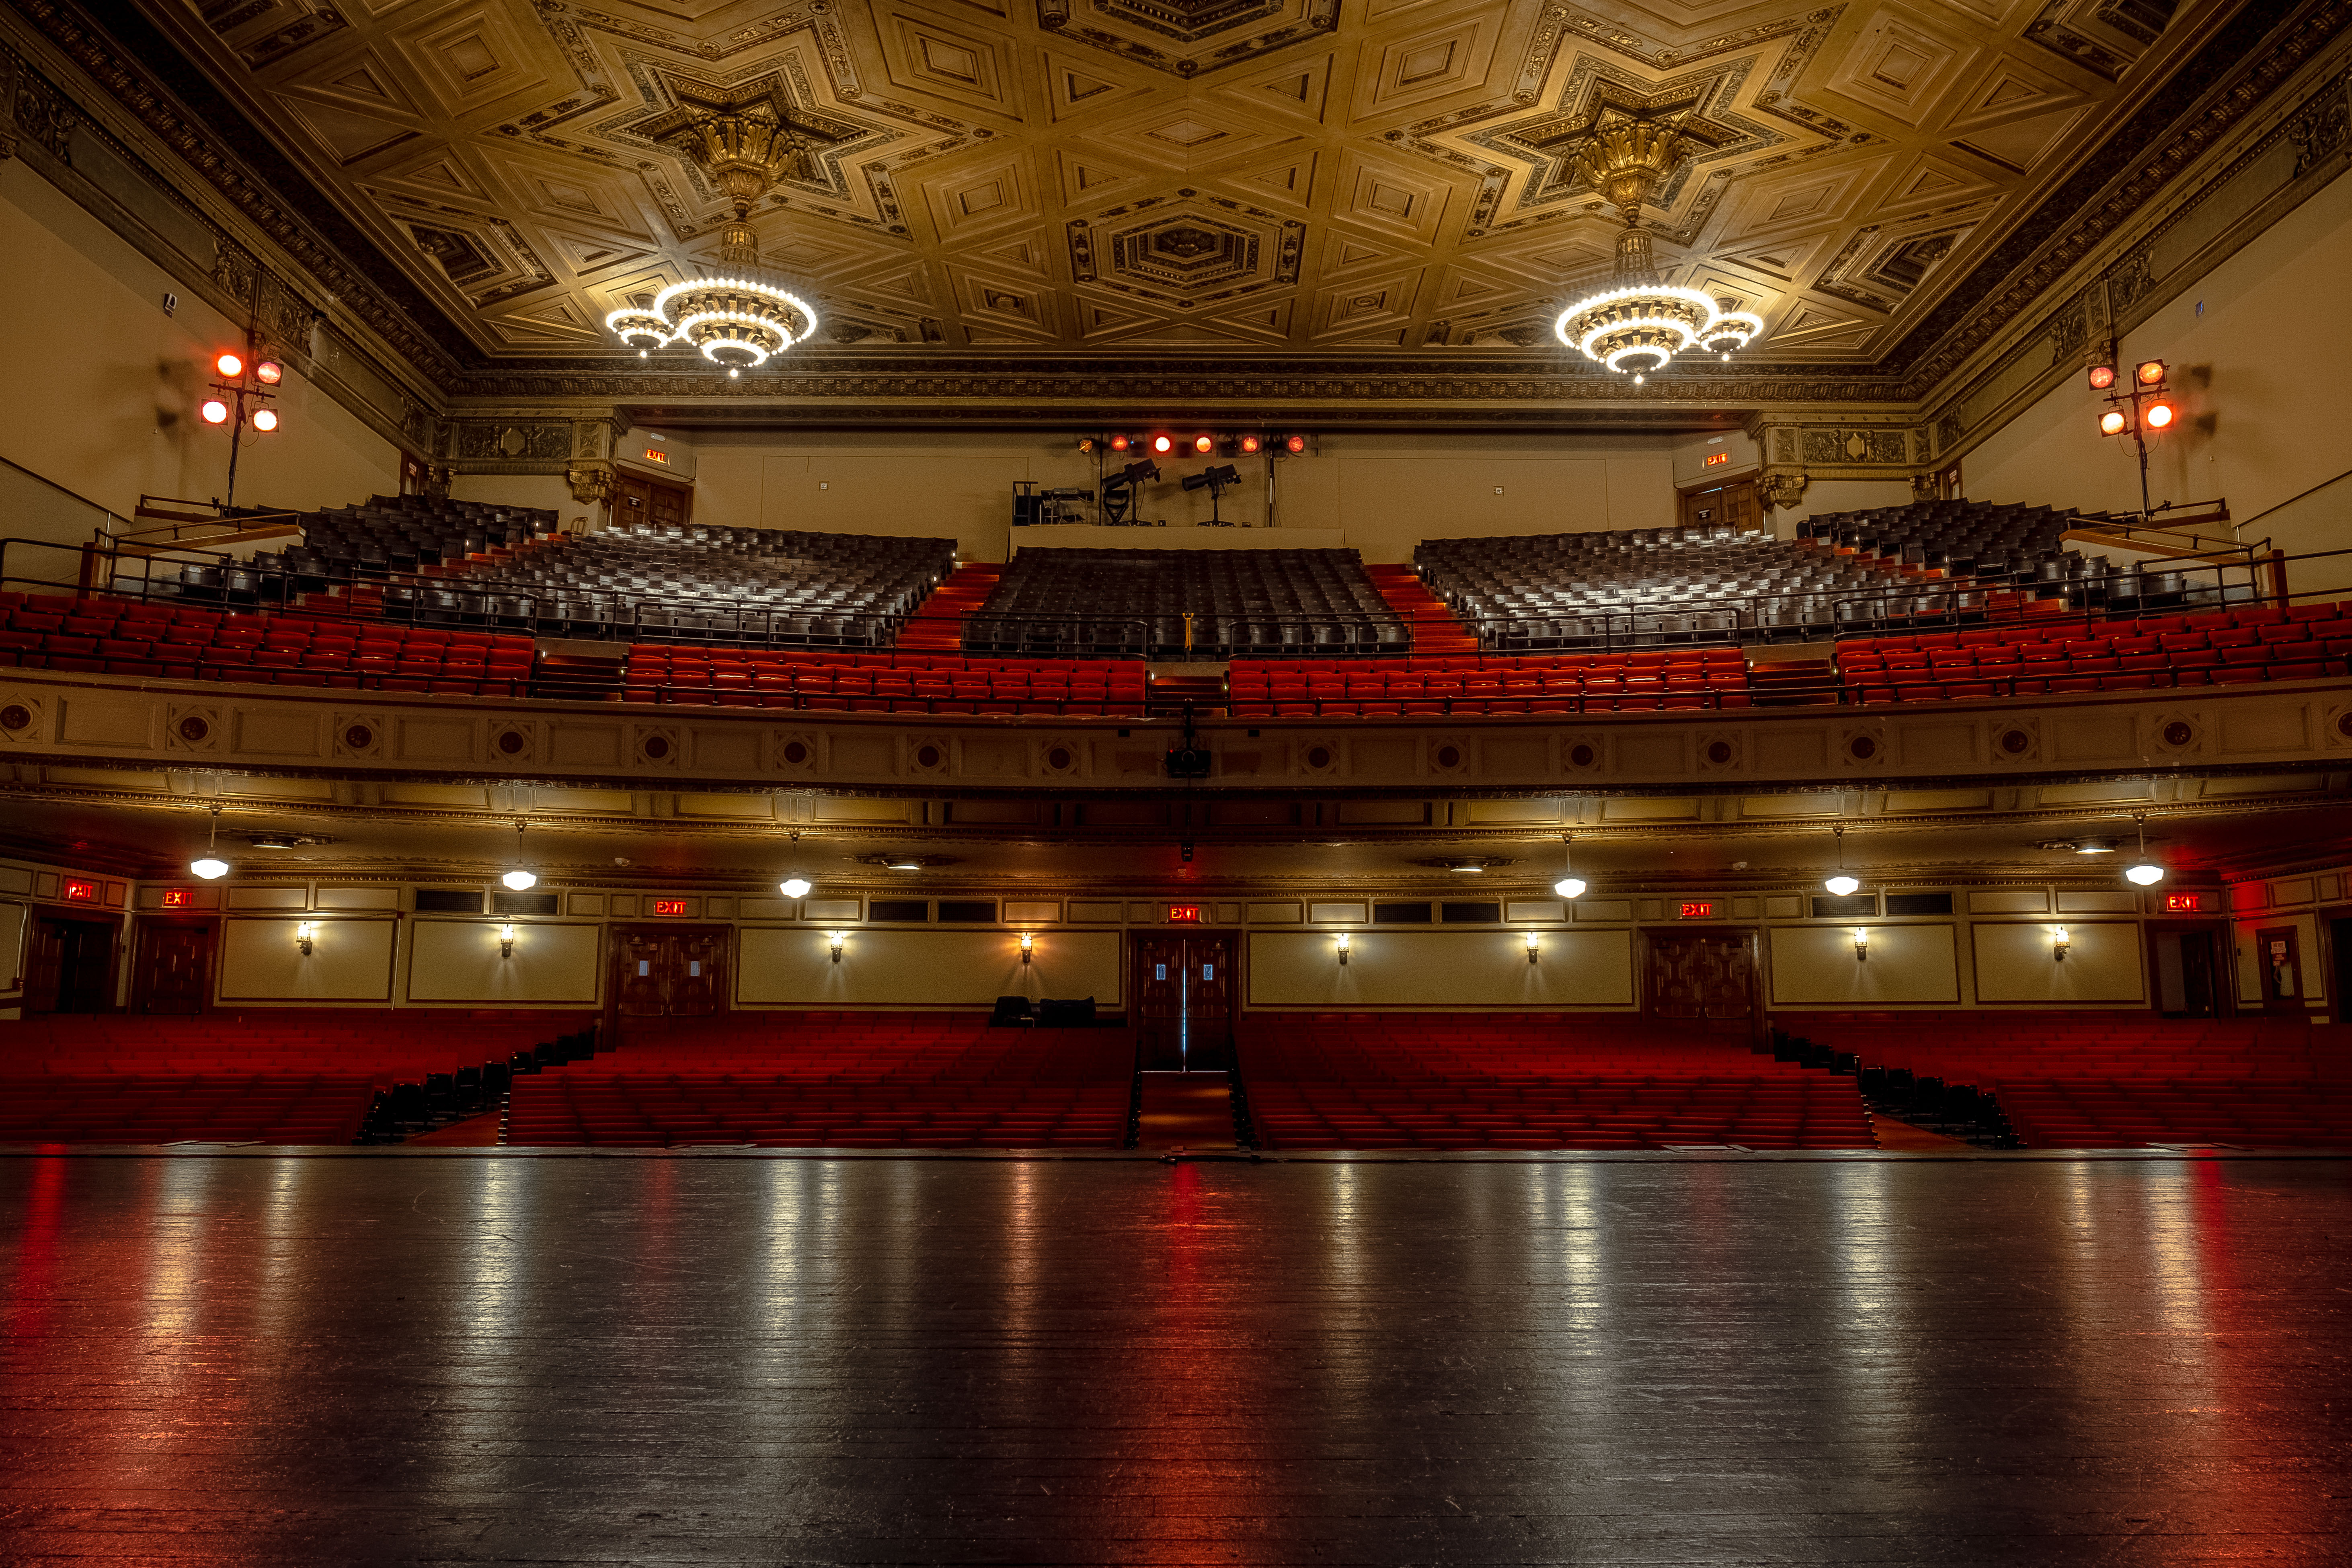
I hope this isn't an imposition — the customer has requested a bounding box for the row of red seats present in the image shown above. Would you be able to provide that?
[1239,1014,1876,1150]
[0,1075,375,1145]
[1993,1080,2352,1147]
[0,1014,576,1084]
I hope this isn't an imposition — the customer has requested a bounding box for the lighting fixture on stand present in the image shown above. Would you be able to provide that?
[190,803,230,881]
[1554,106,1760,384]
[1552,834,1586,900]
[2124,812,2166,886]
[502,821,537,892]
[779,830,813,900]
[605,105,819,371]
[1824,825,1859,898]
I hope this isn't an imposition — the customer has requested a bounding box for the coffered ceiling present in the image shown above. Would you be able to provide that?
[123,0,2235,369]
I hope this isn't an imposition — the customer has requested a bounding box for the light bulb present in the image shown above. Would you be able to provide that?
[1633,373,1646,385]
[1825,874,1859,897]
[1554,877,1586,899]
[780,876,812,899]
[503,869,538,891]
[2125,862,2165,886]
[190,856,229,880]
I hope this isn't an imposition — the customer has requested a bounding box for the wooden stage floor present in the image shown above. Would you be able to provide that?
[3,1150,2346,1565]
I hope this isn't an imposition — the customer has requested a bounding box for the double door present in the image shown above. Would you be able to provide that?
[612,926,728,1016]
[25,916,117,1014]
[1133,932,1235,1071]
[131,920,215,1014]
[614,472,692,530]
[1645,930,1759,1034]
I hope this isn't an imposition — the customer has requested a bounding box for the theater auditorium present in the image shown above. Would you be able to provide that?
[1,0,2349,1560]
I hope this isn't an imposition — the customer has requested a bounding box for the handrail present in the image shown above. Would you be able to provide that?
[955,609,1404,659]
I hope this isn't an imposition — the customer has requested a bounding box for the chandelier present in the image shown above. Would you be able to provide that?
[606,108,819,374]
[1553,107,1761,384]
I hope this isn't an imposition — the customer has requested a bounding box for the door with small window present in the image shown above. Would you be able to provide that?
[612,926,729,1016]
[1133,932,1235,1071]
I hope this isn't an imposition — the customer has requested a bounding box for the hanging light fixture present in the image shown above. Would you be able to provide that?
[1824,824,1860,898]
[189,802,230,880]
[2124,812,2165,886]
[1554,105,1761,384]
[502,821,537,891]
[779,829,813,899]
[606,105,819,369]
[1552,833,1586,900]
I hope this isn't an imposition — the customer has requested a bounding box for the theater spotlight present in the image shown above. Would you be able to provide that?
[1284,434,1308,455]
[2135,359,2167,386]
[1110,434,1131,454]
[1238,434,1262,455]
[1193,434,1214,455]
[254,360,283,386]
[2098,408,2130,436]
[1152,435,1173,455]
[214,351,245,379]
[1076,437,1097,456]
[251,407,279,433]
[2087,362,2116,390]
[200,398,230,425]
[2145,400,2175,429]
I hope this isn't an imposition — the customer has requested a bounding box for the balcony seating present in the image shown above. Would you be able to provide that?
[1239,1014,1875,1150]
[1226,648,1751,715]
[0,1013,579,1144]
[1790,1012,2352,1148]
[970,548,1405,657]
[502,1013,1133,1148]
[614,644,1150,714]
[0,592,536,695]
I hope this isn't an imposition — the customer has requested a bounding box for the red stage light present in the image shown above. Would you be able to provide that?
[2135,359,2166,386]
[2144,401,2174,429]
[1239,434,1262,454]
[1152,435,1173,454]
[2098,409,2128,436]
[1284,434,1307,454]
[214,351,244,379]
[252,408,279,432]
[1109,434,1130,453]
[2087,364,2116,390]
[254,360,283,386]
[200,398,230,425]
[1193,434,1213,454]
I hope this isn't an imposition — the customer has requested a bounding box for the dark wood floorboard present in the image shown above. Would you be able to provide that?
[2,1154,2347,1566]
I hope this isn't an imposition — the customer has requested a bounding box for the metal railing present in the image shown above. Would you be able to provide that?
[956,610,1402,659]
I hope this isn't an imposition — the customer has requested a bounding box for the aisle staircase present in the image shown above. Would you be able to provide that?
[1146,672,1228,716]
[897,562,1001,651]
[1365,564,1481,654]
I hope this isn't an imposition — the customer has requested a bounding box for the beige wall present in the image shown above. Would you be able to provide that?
[1971,922,2144,1004]
[1769,923,1960,1006]
[1775,478,1922,535]
[406,920,601,1004]
[737,926,1123,1007]
[218,916,396,1003]
[1247,928,1636,1008]
[0,162,399,534]
[1966,163,2352,598]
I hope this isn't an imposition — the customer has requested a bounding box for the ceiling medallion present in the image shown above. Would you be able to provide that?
[1554,106,1761,385]
[606,109,819,374]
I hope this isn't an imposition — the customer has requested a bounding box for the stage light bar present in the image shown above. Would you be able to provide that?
[214,351,244,379]
[1193,434,1213,454]
[2098,408,2129,436]
[1284,434,1307,454]
[2087,363,2116,390]
[2135,359,2167,386]
[2144,401,2175,429]
[200,399,230,425]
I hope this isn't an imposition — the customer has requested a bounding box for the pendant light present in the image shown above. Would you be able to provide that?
[779,830,812,900]
[2124,811,2165,886]
[502,820,537,891]
[1552,833,1586,899]
[1823,824,1859,897]
[189,802,230,880]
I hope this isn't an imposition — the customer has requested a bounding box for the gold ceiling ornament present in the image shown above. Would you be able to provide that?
[605,106,819,375]
[1554,106,1762,384]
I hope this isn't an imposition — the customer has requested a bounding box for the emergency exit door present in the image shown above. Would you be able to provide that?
[612,926,728,1016]
[1134,932,1234,1071]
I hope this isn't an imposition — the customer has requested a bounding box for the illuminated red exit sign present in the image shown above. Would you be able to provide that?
[651,899,689,917]
[160,889,194,908]
[642,447,669,465]
[1679,901,1714,919]
[1166,905,1203,924]
[62,878,97,903]
[2164,892,2205,912]
[1704,451,1729,467]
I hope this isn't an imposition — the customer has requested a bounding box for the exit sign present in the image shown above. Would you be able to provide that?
[62,878,97,903]
[651,899,688,917]
[2164,892,2205,912]
[642,447,669,465]
[1679,901,1714,919]
[1704,451,1729,467]
[160,889,194,908]
[1167,905,1203,924]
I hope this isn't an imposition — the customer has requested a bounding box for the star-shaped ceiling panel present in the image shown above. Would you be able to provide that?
[137,0,2211,362]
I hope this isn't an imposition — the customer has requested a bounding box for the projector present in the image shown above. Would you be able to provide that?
[1164,745,1212,779]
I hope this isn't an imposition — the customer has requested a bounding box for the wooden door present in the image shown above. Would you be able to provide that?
[1680,480,1757,532]
[2149,924,2231,1019]
[2255,926,2304,1015]
[132,921,214,1014]
[612,926,729,1017]
[26,917,114,1014]
[1645,930,1757,1033]
[1133,932,1233,1070]
[614,473,691,530]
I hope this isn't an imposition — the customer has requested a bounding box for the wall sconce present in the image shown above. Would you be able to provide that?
[1336,932,1350,967]
[295,921,315,956]
[1019,932,1034,967]
[2052,926,2070,962]
[829,933,844,965]
[1525,930,1541,965]
[1853,928,1869,962]
[499,923,516,958]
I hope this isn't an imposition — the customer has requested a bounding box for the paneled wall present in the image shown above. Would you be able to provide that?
[218,917,396,1003]
[1248,929,1636,1009]
[1769,924,1960,1007]
[407,921,601,1005]
[737,927,1122,1008]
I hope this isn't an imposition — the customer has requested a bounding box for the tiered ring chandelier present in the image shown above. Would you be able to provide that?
[1554,107,1761,384]
[606,108,818,374]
